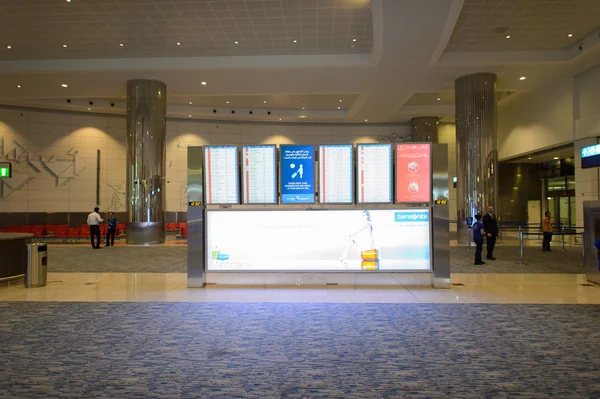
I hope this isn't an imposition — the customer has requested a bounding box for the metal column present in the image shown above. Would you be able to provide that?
[187,146,206,287]
[431,144,450,288]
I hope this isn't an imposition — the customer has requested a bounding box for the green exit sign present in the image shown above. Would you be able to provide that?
[0,162,12,178]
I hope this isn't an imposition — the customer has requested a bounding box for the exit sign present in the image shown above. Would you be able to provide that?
[0,162,11,178]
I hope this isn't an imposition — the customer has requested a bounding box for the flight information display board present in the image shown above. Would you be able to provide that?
[204,146,239,204]
[319,144,353,204]
[356,144,392,203]
[242,145,277,204]
[396,143,431,203]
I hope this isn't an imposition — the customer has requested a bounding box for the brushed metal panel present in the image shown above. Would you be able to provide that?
[187,146,205,287]
[584,201,600,284]
[126,222,165,245]
[431,144,450,288]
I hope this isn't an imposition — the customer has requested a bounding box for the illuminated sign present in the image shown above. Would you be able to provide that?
[280,145,315,204]
[581,144,600,169]
[396,143,431,203]
[435,199,448,205]
[0,162,11,178]
[188,201,201,207]
[206,209,431,271]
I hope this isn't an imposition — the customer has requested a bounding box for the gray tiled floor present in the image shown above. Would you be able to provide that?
[47,244,584,274]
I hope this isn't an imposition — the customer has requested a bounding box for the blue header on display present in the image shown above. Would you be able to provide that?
[280,145,315,204]
[581,144,600,169]
[581,145,600,158]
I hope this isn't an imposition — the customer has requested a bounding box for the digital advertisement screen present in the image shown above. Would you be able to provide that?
[242,145,277,204]
[319,144,353,204]
[356,144,392,203]
[204,146,239,204]
[280,145,315,204]
[396,143,431,203]
[206,209,431,271]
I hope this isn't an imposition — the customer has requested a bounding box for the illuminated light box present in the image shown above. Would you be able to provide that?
[242,145,277,204]
[206,209,431,271]
[0,162,11,178]
[396,143,431,203]
[280,145,315,204]
[581,144,600,169]
[319,144,353,204]
[204,146,239,204]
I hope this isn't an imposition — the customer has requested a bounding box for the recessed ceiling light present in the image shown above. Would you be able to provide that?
[302,107,305,110]
[61,84,68,88]
[263,100,267,104]
[279,118,282,121]
[119,43,124,47]
[234,41,239,44]
[553,156,559,160]
[189,115,192,118]
[189,101,192,105]
[87,108,91,111]
[6,45,11,49]
[528,157,532,160]
[63,44,68,48]
[506,35,511,39]
[176,42,181,46]
[293,40,297,43]
[226,101,229,104]
[437,98,441,101]
[364,119,368,122]
[17,85,20,88]
[568,33,573,37]
[66,0,71,2]
[337,106,341,109]
[339,99,343,102]
[519,76,526,80]
[352,38,357,42]
[201,81,207,86]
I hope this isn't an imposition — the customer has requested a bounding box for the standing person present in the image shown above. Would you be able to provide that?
[105,212,117,247]
[482,205,498,260]
[87,207,103,249]
[542,211,553,252]
[472,214,486,265]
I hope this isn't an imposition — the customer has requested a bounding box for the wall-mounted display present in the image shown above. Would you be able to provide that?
[280,145,315,204]
[356,144,392,203]
[319,144,353,204]
[396,143,431,203]
[206,209,431,271]
[204,146,239,204]
[242,145,277,204]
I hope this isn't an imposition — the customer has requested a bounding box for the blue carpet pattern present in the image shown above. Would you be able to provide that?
[2,303,600,398]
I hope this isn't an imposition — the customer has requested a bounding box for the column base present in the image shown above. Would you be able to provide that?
[126,222,165,245]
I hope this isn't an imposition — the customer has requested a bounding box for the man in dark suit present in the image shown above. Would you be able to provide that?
[482,205,498,260]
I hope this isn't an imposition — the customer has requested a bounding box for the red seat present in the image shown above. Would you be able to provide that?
[80,227,90,238]
[55,226,68,238]
[45,225,57,234]
[81,223,89,228]
[0,228,6,232]
[100,224,107,235]
[31,226,46,237]
[180,226,188,238]
[116,224,126,235]
[67,228,80,238]
[166,223,178,231]
[177,222,187,230]
[18,226,32,233]
[7,226,19,232]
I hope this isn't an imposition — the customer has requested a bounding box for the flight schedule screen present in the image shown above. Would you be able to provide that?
[319,145,353,203]
[242,145,277,204]
[204,146,239,204]
[357,144,392,203]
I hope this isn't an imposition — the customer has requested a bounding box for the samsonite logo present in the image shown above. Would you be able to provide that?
[395,212,429,222]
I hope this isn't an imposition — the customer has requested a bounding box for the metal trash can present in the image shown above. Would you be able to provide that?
[25,243,48,288]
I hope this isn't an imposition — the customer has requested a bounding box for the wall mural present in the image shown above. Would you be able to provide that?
[0,137,85,199]
[108,182,126,211]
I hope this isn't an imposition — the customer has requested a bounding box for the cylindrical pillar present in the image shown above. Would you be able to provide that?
[411,117,439,142]
[455,73,498,244]
[126,80,167,245]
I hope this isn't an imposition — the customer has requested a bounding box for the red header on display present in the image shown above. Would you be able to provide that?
[395,143,431,203]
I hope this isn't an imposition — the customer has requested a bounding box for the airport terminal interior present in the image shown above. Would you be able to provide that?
[2,0,600,397]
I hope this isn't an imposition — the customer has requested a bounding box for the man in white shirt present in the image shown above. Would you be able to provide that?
[87,207,103,249]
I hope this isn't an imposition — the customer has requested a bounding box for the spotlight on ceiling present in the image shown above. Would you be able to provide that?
[6,45,11,49]
[506,35,511,39]
[61,84,68,88]
[201,81,207,86]
[63,44,68,48]
[519,76,526,80]
[568,33,573,37]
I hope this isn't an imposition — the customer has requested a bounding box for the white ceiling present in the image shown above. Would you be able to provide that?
[0,0,599,124]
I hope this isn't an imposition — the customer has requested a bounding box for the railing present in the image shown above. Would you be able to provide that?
[516,230,584,266]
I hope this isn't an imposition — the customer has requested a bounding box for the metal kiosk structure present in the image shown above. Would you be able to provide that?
[187,143,450,288]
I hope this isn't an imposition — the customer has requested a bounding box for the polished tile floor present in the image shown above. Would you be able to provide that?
[2,272,600,304]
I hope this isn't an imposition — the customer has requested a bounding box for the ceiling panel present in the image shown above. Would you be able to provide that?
[447,0,600,52]
[0,0,373,60]
[404,90,515,106]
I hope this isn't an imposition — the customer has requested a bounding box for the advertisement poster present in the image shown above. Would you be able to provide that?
[207,209,431,271]
[280,145,315,204]
[396,143,431,203]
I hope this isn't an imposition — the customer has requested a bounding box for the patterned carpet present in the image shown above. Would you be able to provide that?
[1,302,599,398]
[47,245,584,274]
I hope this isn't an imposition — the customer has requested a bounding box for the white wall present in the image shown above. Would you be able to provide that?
[498,75,575,160]
[0,106,413,213]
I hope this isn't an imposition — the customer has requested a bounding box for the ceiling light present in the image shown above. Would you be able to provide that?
[17,85,20,88]
[528,157,532,160]
[234,41,239,44]
[302,107,305,110]
[189,101,192,105]
[66,0,71,2]
[352,38,357,42]
[519,76,526,80]
[279,118,282,121]
[201,81,207,86]
[339,99,343,103]
[263,100,267,104]
[437,98,441,101]
[119,43,124,47]
[87,108,91,111]
[6,45,11,49]
[226,101,229,104]
[293,40,297,43]
[364,119,368,122]
[506,35,511,39]
[568,33,573,37]
[63,44,68,48]
[338,106,341,109]
[189,115,192,118]
[61,84,68,88]
[553,156,559,160]
[176,42,181,46]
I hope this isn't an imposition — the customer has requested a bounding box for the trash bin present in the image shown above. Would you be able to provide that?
[25,243,48,288]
